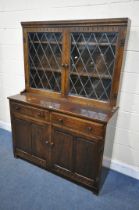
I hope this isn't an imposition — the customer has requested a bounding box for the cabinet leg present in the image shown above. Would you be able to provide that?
[13,152,18,158]
[93,188,99,195]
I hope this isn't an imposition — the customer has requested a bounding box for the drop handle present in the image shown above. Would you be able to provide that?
[87,126,93,131]
[45,140,49,145]
[15,106,21,111]
[58,118,63,123]
[37,112,42,117]
[37,112,43,117]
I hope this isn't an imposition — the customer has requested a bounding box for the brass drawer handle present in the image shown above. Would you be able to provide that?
[15,106,21,111]
[87,126,93,131]
[37,112,42,117]
[58,118,63,123]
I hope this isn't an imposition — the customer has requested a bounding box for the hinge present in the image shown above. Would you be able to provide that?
[23,37,26,44]
[120,39,125,47]
[20,89,26,94]
[113,93,117,100]
[99,146,104,154]
[95,177,99,183]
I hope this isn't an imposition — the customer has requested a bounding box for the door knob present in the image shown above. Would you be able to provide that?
[50,142,54,147]
[64,64,69,68]
[61,64,69,68]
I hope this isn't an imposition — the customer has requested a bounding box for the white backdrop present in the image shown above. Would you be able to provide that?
[0,0,139,179]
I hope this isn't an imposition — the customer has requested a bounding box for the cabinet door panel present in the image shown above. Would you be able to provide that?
[28,31,63,93]
[14,118,31,153]
[52,128,73,172]
[31,123,49,160]
[74,137,98,180]
[69,31,118,101]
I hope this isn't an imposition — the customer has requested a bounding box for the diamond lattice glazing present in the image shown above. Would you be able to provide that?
[69,32,118,101]
[28,32,62,92]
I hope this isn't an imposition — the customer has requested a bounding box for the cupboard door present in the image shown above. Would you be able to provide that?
[27,31,63,93]
[14,118,31,153]
[31,123,49,161]
[69,31,118,101]
[52,128,73,173]
[74,137,98,180]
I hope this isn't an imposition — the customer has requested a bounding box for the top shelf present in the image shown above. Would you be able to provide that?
[29,40,116,46]
[29,41,62,45]
[71,42,116,46]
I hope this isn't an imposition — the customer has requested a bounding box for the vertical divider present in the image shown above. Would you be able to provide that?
[61,29,71,97]
[23,28,30,91]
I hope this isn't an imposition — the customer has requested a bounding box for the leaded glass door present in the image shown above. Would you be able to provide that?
[28,31,63,92]
[69,31,118,101]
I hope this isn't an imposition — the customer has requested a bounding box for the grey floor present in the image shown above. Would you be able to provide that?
[0,128,139,210]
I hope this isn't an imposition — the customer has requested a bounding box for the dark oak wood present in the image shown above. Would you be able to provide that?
[51,112,105,138]
[21,18,129,27]
[31,123,49,161]
[13,118,31,154]
[8,18,129,194]
[74,136,99,180]
[52,128,73,173]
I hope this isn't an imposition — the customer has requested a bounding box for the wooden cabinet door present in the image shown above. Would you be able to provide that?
[31,123,49,161]
[51,127,73,174]
[14,118,31,153]
[13,117,49,163]
[74,137,99,181]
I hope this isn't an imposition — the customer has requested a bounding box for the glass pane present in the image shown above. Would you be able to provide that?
[69,32,118,101]
[28,32,62,92]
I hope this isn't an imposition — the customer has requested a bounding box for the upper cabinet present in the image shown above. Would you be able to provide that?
[22,18,129,108]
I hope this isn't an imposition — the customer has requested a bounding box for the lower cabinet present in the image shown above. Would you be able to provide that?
[11,110,104,193]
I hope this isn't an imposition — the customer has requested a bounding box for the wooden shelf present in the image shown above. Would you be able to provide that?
[29,41,115,46]
[30,67,61,73]
[71,41,116,46]
[30,67,111,79]
[30,41,62,45]
[70,71,111,79]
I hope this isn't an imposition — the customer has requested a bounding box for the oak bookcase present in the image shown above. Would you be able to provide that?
[8,18,129,193]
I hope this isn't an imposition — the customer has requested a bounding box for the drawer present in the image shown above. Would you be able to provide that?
[11,102,50,121]
[51,113,104,137]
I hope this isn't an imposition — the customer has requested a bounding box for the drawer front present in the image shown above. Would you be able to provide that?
[11,102,50,121]
[51,113,104,137]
